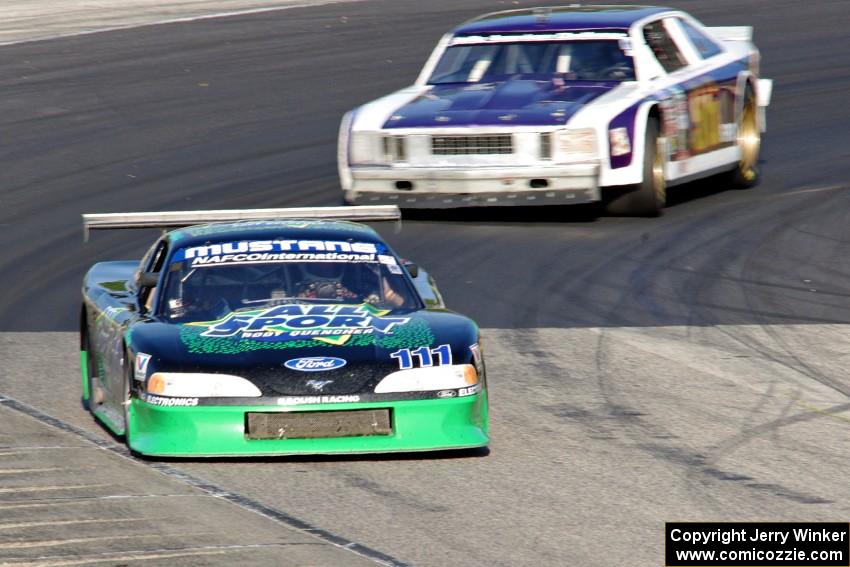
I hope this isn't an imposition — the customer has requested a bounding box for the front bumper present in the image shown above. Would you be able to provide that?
[346,163,600,208]
[127,392,489,457]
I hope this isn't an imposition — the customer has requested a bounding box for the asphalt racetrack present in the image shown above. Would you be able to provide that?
[2,1,850,565]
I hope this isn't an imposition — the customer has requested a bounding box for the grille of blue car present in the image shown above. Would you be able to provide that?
[431,135,513,155]
[539,132,552,160]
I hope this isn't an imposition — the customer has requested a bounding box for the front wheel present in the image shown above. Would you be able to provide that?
[82,330,100,412]
[122,354,135,445]
[604,119,666,216]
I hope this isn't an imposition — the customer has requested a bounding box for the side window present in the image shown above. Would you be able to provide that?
[678,19,723,59]
[137,241,160,276]
[147,241,169,273]
[643,20,687,73]
[139,240,168,313]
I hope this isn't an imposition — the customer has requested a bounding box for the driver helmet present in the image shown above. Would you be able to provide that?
[301,262,345,281]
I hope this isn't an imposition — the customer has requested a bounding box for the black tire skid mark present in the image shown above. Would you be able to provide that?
[592,328,835,508]
[580,193,841,506]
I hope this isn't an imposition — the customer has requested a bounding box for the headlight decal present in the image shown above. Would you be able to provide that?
[382,135,406,162]
[374,364,478,394]
[349,132,379,164]
[555,128,598,163]
[146,372,262,398]
[349,133,407,165]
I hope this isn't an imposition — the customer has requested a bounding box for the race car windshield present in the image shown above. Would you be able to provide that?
[428,39,635,84]
[158,258,422,322]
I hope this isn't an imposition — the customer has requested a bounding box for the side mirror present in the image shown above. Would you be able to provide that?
[137,272,159,288]
[401,261,419,278]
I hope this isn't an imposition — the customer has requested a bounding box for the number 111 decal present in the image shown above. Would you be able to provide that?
[390,344,452,369]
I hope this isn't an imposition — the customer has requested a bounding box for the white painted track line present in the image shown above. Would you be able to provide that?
[0,0,362,46]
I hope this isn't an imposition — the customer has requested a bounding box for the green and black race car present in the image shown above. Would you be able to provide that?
[80,206,488,457]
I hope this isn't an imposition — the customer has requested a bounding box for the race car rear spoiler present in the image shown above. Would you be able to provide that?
[82,205,401,241]
[706,26,753,42]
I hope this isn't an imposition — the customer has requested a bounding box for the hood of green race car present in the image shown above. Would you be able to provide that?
[127,305,478,397]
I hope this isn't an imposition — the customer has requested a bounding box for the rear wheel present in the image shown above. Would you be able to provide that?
[729,84,760,188]
[604,119,666,216]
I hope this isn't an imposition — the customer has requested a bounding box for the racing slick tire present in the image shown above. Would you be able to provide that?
[604,119,666,216]
[122,351,136,448]
[82,329,99,412]
[729,83,761,188]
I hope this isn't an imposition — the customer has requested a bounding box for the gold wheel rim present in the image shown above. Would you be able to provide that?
[738,93,760,176]
[653,136,666,204]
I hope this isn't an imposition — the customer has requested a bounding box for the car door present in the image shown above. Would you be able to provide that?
[641,17,737,164]
[666,16,739,156]
[101,238,168,409]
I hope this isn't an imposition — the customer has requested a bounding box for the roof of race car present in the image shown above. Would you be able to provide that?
[453,5,671,36]
[167,219,381,249]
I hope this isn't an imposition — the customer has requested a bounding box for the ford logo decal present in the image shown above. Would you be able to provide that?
[284,357,347,372]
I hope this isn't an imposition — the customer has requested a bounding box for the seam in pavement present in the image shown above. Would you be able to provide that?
[0,393,409,567]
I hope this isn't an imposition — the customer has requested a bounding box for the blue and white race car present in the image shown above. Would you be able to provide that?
[338,5,773,215]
